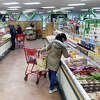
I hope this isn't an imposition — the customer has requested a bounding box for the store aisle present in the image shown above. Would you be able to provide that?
[0,39,62,100]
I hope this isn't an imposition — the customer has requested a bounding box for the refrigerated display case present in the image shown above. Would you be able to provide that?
[46,35,100,100]
[0,24,11,59]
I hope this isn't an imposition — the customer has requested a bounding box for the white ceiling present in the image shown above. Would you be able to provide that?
[0,0,100,13]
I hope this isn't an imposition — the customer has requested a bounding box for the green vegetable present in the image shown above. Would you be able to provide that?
[77,76,94,80]
[90,72,100,80]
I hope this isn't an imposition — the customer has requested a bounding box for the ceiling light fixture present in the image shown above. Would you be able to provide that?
[53,9,60,12]
[8,6,21,9]
[23,9,35,13]
[41,6,55,9]
[95,10,100,11]
[0,10,7,14]
[7,8,19,11]
[81,0,88,1]
[12,12,19,14]
[61,7,74,10]
[24,2,41,5]
[93,7,100,9]
[39,12,44,14]
[53,7,74,12]
[81,9,88,11]
[48,11,51,12]
[3,2,19,5]
[68,3,86,6]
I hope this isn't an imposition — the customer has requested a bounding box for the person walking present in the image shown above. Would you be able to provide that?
[38,33,70,94]
[16,24,23,34]
[9,25,16,50]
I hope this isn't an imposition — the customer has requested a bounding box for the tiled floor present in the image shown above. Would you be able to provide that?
[0,39,62,100]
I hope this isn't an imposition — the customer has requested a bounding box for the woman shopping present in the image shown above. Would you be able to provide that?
[38,33,70,94]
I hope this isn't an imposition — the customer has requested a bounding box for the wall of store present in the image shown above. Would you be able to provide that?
[18,14,47,28]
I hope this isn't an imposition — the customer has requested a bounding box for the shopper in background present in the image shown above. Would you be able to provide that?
[9,25,16,50]
[30,23,34,28]
[75,22,79,34]
[38,33,70,94]
[16,24,23,34]
[30,23,36,31]
[30,23,37,39]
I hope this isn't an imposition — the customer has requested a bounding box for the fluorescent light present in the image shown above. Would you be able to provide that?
[12,12,19,14]
[3,2,19,5]
[0,10,7,14]
[93,7,100,9]
[23,9,35,13]
[48,11,51,12]
[53,9,60,12]
[24,2,41,5]
[95,10,100,11]
[81,0,88,1]
[39,12,43,14]
[8,6,21,9]
[81,9,88,11]
[53,7,74,12]
[7,8,18,11]
[68,3,86,6]
[61,7,74,10]
[62,10,72,12]
[41,6,55,9]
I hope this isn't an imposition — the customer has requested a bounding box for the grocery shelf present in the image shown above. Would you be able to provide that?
[59,30,98,44]
[60,30,82,38]
[68,40,77,48]
[57,30,100,68]
[68,42,100,68]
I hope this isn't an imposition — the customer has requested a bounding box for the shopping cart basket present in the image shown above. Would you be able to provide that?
[24,47,48,84]
[16,34,25,48]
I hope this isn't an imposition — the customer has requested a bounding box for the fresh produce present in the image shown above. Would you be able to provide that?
[77,76,94,80]
[76,72,100,80]
[2,34,11,39]
[90,72,100,80]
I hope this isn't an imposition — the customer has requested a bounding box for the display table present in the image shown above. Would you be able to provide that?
[0,39,11,59]
[46,36,91,100]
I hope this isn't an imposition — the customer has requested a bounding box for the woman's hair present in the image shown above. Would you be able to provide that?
[55,33,67,42]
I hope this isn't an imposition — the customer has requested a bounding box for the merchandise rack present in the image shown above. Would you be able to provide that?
[58,30,100,68]
[68,41,100,68]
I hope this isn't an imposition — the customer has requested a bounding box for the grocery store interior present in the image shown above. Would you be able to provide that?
[0,0,100,100]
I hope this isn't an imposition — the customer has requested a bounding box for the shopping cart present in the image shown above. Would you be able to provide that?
[16,34,25,48]
[24,47,48,84]
[36,29,41,38]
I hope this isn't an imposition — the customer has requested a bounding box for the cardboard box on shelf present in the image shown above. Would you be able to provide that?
[45,22,54,35]
[42,30,47,38]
